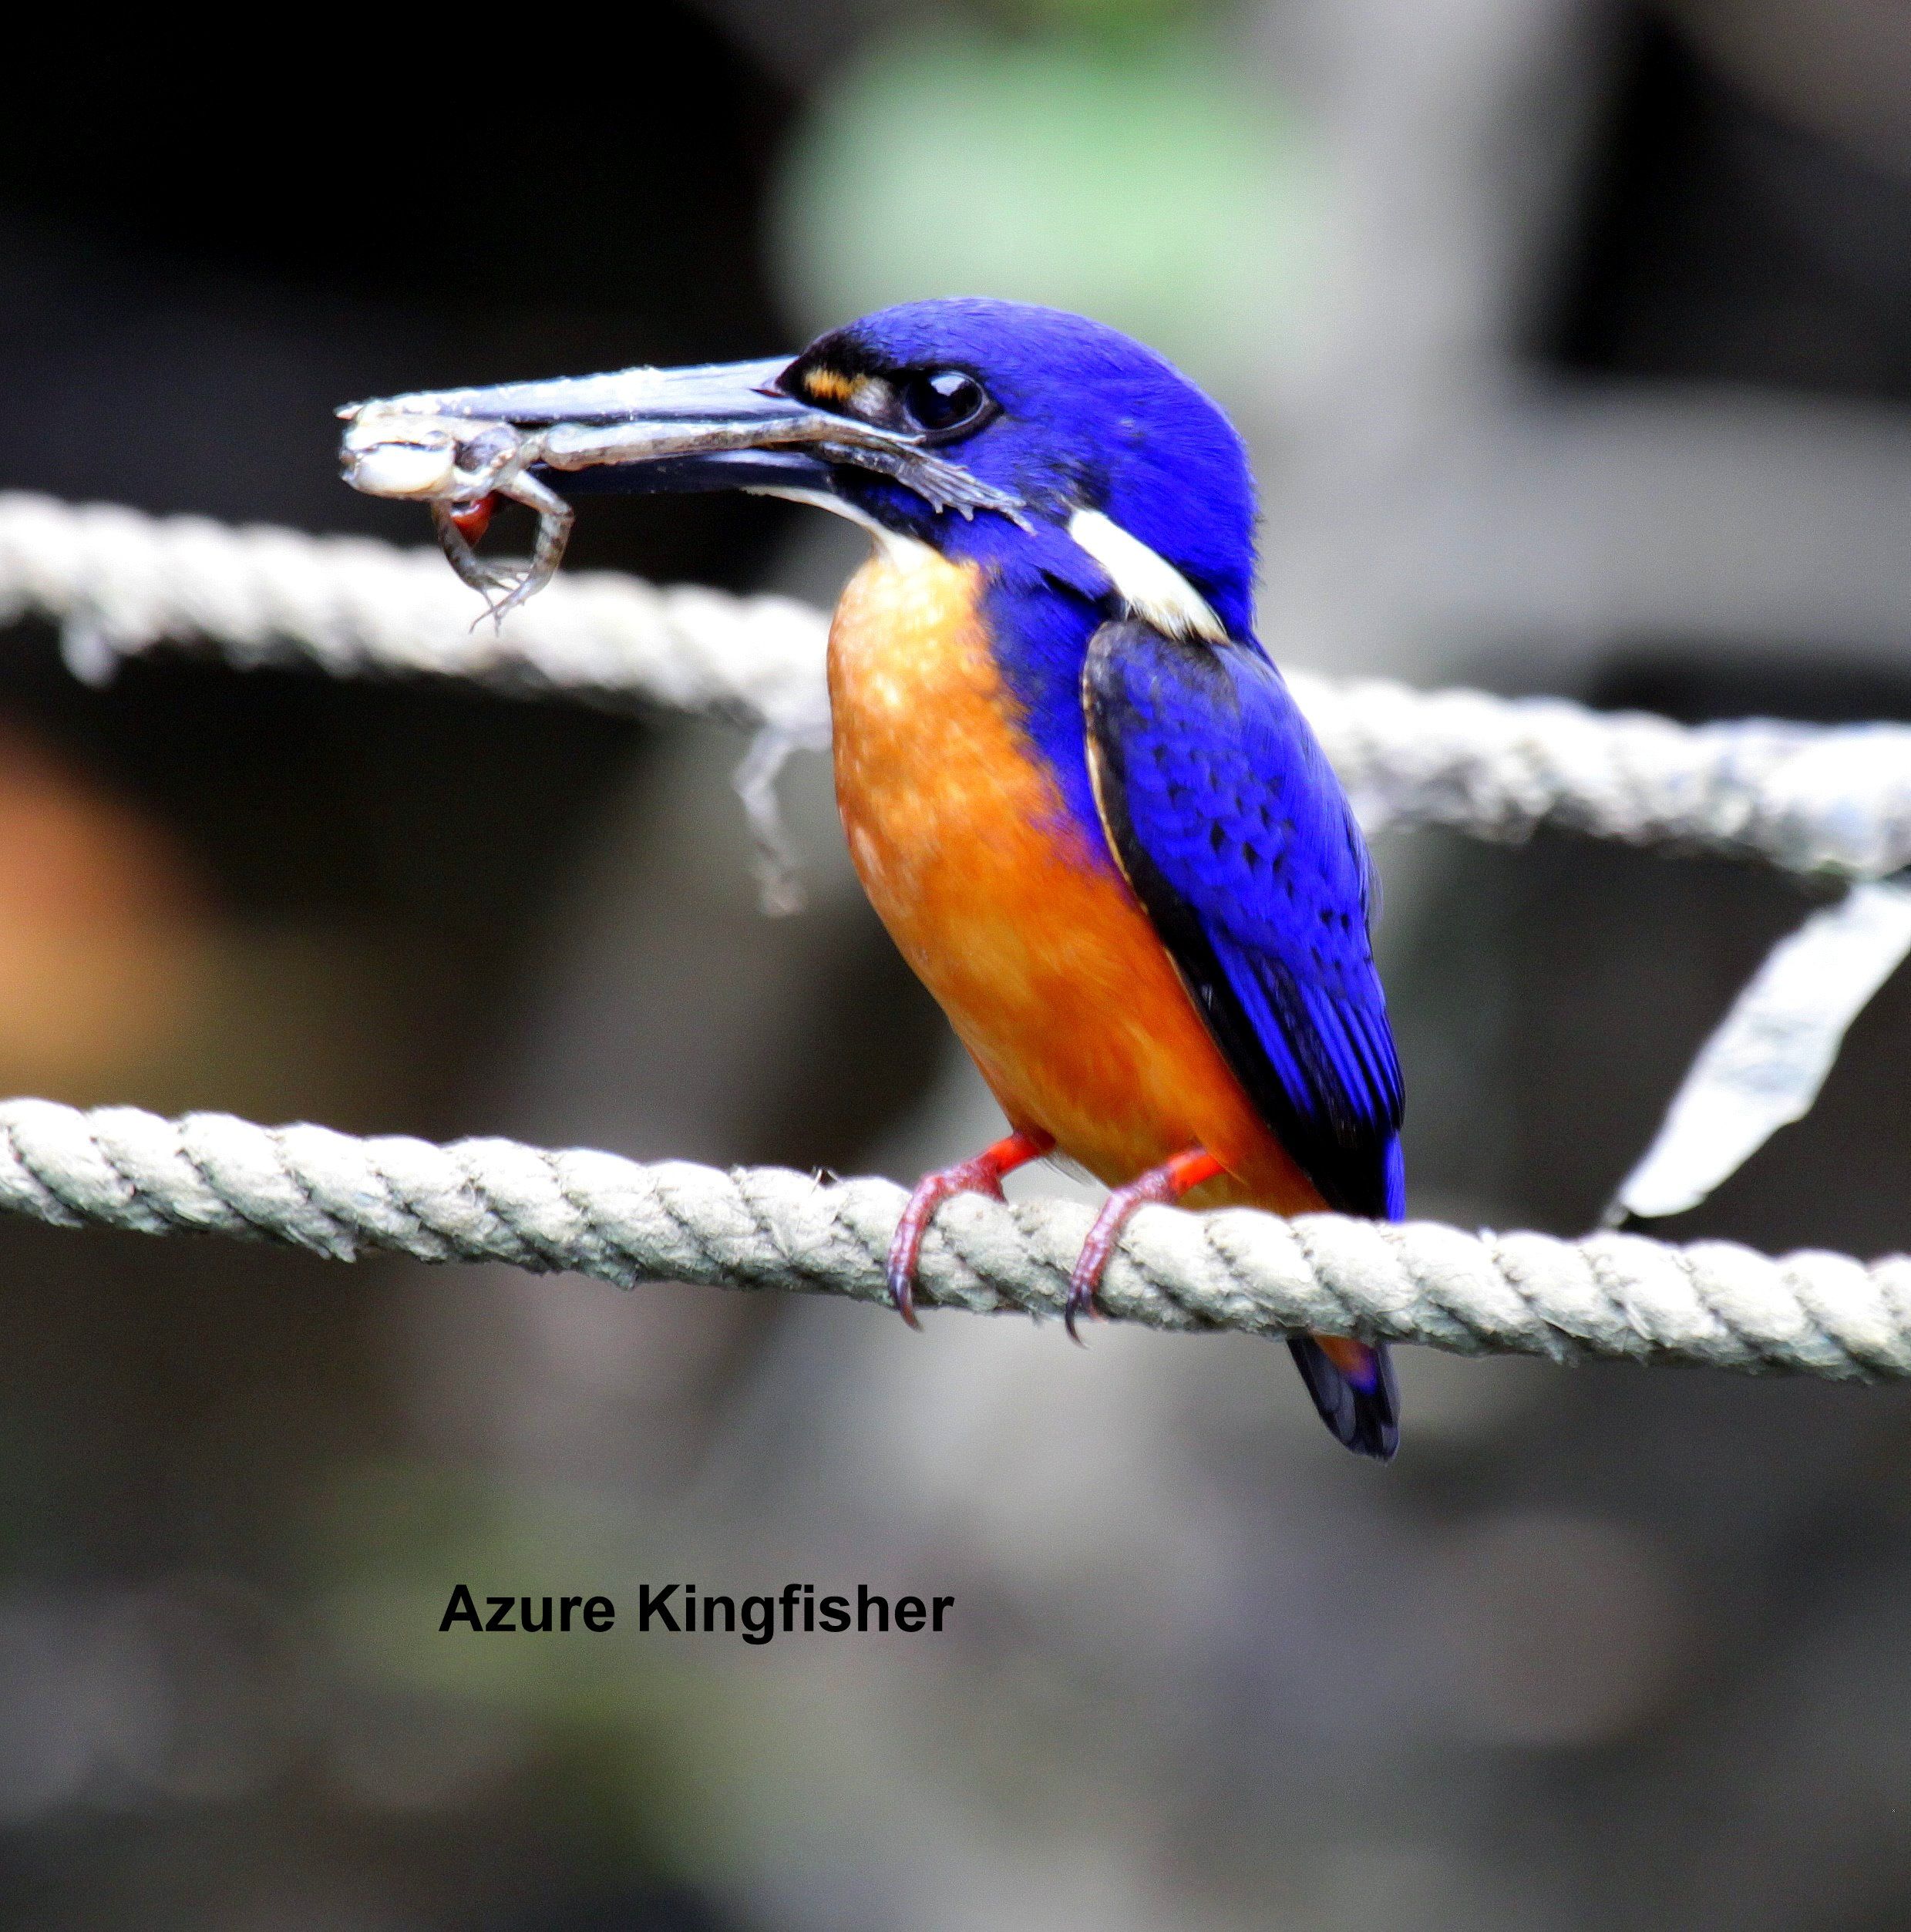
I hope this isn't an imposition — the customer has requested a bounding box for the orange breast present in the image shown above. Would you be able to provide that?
[828,541,1321,1213]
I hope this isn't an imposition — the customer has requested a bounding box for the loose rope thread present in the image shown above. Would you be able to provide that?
[4,490,1910,877]
[2,1099,1906,1381]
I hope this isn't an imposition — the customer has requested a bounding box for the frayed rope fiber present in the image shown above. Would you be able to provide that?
[3,1099,1909,1380]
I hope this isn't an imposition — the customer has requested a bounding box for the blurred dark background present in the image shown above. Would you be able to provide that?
[2,4,1911,1928]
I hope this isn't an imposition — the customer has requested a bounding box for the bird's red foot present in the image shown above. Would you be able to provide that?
[887,1129,1055,1328]
[1066,1148,1225,1342]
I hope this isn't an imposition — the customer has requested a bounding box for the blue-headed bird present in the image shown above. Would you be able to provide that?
[339,298,1405,1458]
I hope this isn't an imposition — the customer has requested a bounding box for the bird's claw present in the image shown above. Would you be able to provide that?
[887,1128,1055,1328]
[887,1157,1006,1330]
[1064,1149,1224,1344]
[1065,1180,1166,1343]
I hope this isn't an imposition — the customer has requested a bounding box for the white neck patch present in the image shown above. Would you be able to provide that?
[749,484,941,570]
[1067,507,1226,644]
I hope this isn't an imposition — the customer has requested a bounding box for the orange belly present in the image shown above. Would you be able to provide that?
[828,540,1321,1213]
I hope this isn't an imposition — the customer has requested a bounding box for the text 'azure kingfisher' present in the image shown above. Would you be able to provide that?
[338,298,1406,1458]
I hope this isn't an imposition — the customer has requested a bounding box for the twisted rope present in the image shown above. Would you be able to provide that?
[2,491,1909,877]
[2,1099,1906,1379]
[0,491,832,735]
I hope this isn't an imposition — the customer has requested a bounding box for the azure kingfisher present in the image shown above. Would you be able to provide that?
[338,298,1405,1459]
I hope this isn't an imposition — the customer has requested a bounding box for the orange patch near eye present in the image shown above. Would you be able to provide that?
[802,368,854,405]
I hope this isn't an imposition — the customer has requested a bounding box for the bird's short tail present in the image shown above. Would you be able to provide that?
[1287,1334,1399,1461]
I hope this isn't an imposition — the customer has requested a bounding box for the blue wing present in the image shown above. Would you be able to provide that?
[1083,619,1404,1220]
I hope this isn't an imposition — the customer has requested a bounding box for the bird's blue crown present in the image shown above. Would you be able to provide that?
[784,298,1259,641]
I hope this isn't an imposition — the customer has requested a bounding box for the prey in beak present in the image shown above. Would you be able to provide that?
[338,357,1022,618]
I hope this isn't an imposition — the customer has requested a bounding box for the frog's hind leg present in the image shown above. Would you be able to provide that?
[432,470,574,625]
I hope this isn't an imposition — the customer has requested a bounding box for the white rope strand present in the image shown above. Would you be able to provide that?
[0,1099,1906,1380]
[2,492,1909,877]
[0,491,833,735]
[1302,678,1911,880]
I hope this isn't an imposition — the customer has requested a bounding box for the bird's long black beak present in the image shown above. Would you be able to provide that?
[338,356,844,503]
[338,354,1023,615]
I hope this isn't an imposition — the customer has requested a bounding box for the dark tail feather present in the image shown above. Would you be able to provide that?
[1287,1335,1399,1461]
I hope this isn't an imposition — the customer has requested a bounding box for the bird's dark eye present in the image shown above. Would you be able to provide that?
[899,368,993,439]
